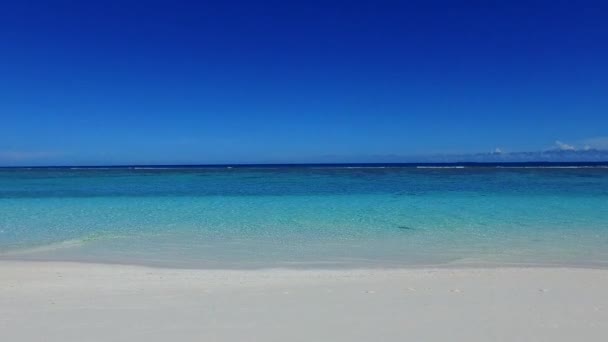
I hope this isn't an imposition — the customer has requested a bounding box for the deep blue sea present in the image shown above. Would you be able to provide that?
[1,163,608,268]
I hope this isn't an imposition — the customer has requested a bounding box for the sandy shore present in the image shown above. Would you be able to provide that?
[1,261,607,341]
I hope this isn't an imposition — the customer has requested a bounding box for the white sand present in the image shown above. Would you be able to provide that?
[1,261,608,341]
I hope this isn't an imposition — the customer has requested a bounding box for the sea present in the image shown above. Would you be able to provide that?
[1,163,607,269]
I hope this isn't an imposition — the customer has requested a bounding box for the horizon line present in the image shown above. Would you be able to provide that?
[2,161,608,169]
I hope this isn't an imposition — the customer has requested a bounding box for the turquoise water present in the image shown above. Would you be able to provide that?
[1,166,608,268]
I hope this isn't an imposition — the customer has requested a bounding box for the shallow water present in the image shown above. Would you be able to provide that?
[1,166,608,268]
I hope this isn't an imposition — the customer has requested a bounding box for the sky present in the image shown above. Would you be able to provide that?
[1,0,607,165]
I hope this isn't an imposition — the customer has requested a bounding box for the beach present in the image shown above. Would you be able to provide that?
[2,167,608,340]
[2,261,607,341]
[3,0,608,339]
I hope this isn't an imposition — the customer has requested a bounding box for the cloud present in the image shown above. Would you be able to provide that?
[550,137,608,152]
[554,140,576,151]
[0,150,62,162]
[581,136,608,150]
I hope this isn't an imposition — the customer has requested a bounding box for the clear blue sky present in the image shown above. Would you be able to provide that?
[1,1,607,165]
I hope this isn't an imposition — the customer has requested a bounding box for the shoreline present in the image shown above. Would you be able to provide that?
[2,260,608,341]
[4,255,608,270]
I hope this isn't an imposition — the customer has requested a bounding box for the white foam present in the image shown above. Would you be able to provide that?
[0,239,85,256]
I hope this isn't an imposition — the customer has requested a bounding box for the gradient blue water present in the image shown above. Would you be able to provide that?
[1,166,608,268]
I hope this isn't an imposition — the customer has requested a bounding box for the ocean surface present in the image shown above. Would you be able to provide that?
[1,163,608,269]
